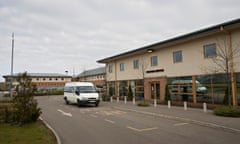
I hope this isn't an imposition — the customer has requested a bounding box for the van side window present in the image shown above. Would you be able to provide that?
[64,86,73,92]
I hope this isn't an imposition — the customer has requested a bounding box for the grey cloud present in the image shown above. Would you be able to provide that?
[1,0,240,81]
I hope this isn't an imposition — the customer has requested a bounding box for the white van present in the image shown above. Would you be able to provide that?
[64,82,100,107]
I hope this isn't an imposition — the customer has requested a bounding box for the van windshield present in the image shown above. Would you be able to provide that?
[77,86,97,93]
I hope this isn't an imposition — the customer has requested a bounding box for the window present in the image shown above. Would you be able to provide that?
[151,56,158,66]
[120,63,124,71]
[204,44,216,58]
[64,86,73,93]
[133,59,139,69]
[109,65,113,73]
[173,51,182,63]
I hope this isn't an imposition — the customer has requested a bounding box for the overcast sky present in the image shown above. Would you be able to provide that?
[0,0,240,82]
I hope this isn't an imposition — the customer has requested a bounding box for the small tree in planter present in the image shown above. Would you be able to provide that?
[165,84,171,102]
[109,86,113,97]
[127,85,133,101]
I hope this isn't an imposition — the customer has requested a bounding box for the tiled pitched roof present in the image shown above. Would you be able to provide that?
[76,67,105,78]
[3,73,72,78]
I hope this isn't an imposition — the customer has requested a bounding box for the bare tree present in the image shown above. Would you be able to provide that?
[209,32,240,106]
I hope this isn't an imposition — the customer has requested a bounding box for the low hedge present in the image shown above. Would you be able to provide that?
[214,106,240,117]
[34,90,64,96]
[137,102,150,107]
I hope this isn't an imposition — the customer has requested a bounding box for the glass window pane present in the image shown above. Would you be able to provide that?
[109,65,112,73]
[133,59,139,69]
[151,56,158,66]
[173,51,182,63]
[204,44,216,58]
[120,63,124,71]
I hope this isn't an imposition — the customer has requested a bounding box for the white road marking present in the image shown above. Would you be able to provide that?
[127,126,158,132]
[96,110,126,116]
[90,114,98,118]
[174,123,189,126]
[104,119,115,124]
[57,109,72,117]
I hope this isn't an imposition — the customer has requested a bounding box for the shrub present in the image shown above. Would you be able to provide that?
[165,84,171,101]
[4,107,11,123]
[137,102,150,107]
[109,87,113,97]
[127,85,133,100]
[0,103,14,123]
[214,106,240,117]
[12,72,42,124]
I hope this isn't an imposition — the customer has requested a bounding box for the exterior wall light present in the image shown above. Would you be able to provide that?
[147,49,153,53]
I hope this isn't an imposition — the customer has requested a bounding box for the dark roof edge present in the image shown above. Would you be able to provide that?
[97,18,240,63]
[3,73,72,78]
[76,67,106,77]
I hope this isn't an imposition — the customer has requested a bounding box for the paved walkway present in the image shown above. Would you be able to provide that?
[106,100,240,133]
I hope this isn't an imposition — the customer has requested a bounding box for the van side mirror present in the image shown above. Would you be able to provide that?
[75,91,80,95]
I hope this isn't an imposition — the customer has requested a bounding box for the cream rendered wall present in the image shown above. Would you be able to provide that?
[115,55,146,81]
[106,63,116,81]
[106,30,240,81]
[232,29,240,72]
[31,77,71,82]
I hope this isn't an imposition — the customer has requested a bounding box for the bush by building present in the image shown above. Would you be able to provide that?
[214,106,240,117]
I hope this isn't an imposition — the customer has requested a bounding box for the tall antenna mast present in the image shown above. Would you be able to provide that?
[11,33,14,76]
[10,33,14,97]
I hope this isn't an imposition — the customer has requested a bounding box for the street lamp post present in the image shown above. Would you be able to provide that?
[10,33,14,97]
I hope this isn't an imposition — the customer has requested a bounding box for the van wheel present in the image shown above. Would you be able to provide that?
[95,102,99,107]
[65,98,69,105]
[77,100,81,107]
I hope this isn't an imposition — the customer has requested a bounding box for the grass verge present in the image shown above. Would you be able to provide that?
[0,120,57,144]
[0,102,57,144]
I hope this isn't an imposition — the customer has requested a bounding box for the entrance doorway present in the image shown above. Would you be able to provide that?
[151,82,160,99]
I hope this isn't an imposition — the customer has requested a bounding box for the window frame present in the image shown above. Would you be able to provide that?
[120,63,125,71]
[133,59,139,69]
[109,65,113,73]
[173,50,183,63]
[151,56,158,66]
[203,43,217,58]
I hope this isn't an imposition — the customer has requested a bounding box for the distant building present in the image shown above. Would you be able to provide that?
[75,67,106,88]
[3,73,72,90]
[0,82,7,91]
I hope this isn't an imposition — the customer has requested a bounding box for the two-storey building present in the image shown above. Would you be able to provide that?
[98,19,240,105]
[3,73,72,90]
[75,67,106,88]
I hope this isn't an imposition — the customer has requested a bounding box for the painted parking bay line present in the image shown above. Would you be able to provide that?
[104,119,115,124]
[57,109,72,117]
[90,114,98,118]
[174,123,189,126]
[127,126,158,132]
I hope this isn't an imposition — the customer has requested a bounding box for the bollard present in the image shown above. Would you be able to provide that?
[110,97,113,103]
[168,100,171,109]
[133,97,135,105]
[184,101,187,110]
[124,96,127,104]
[203,102,207,113]
[117,97,119,103]
[154,99,157,107]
